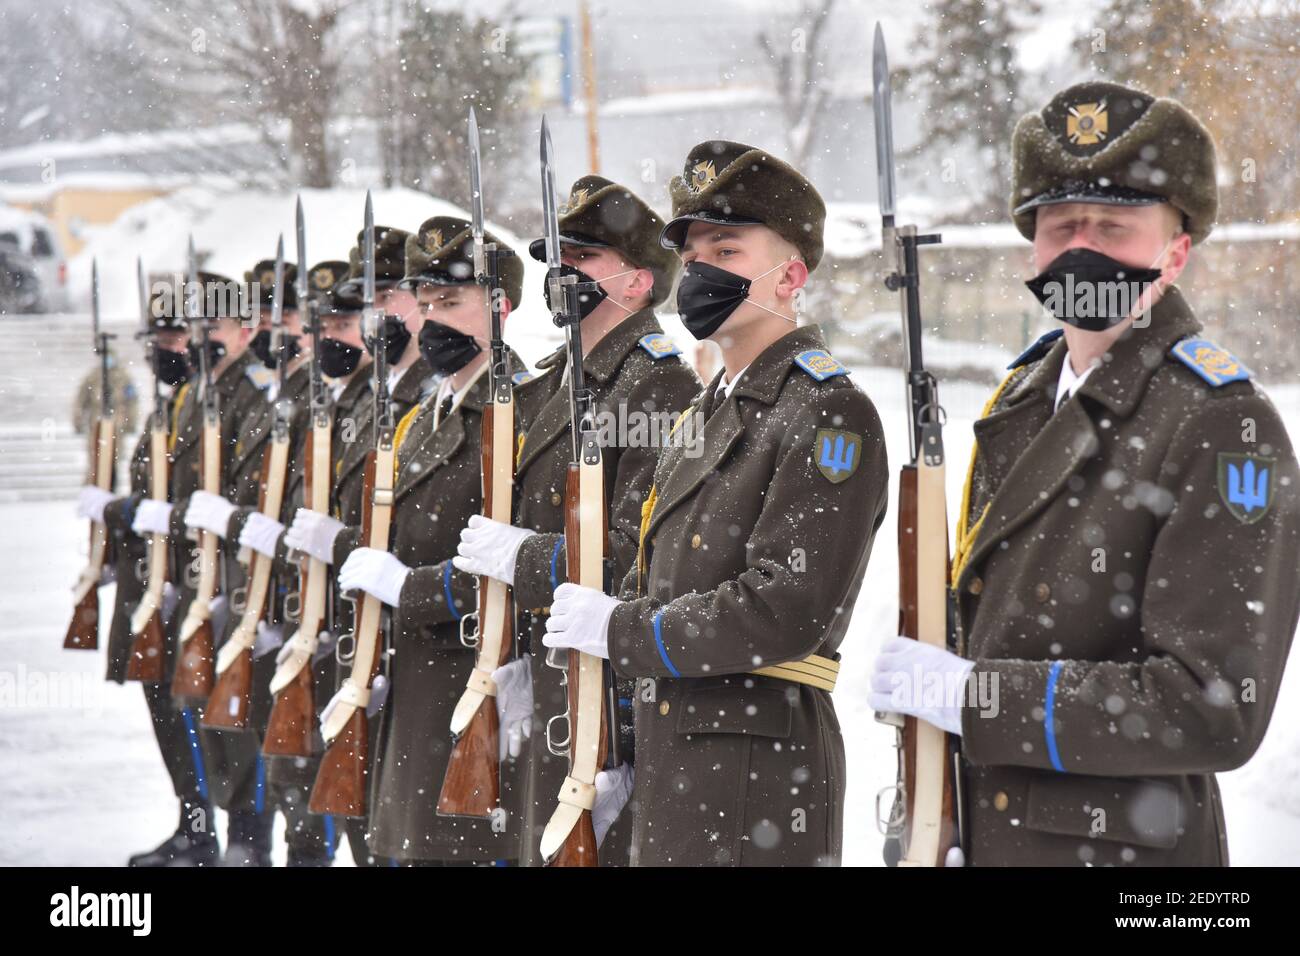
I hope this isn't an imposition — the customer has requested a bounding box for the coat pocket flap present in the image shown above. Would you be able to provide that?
[675,683,793,738]
[1025,774,1182,849]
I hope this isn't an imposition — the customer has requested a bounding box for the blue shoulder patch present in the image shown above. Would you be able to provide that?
[511,370,535,386]
[1170,338,1252,387]
[637,333,681,360]
[245,364,275,391]
[1008,329,1064,369]
[793,349,848,382]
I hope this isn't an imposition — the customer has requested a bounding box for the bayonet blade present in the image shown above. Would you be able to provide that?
[469,107,485,243]
[91,258,101,346]
[185,236,200,322]
[271,233,286,332]
[872,22,897,222]
[362,191,376,311]
[136,256,148,333]
[540,116,562,273]
[295,195,308,308]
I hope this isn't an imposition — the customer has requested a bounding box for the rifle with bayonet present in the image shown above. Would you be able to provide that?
[206,235,292,730]
[309,192,394,817]
[438,107,520,818]
[536,116,621,867]
[126,259,172,683]
[172,238,222,702]
[65,258,116,650]
[872,22,964,868]
[265,197,331,757]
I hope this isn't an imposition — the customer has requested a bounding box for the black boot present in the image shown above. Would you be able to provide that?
[128,797,219,867]
[220,809,273,867]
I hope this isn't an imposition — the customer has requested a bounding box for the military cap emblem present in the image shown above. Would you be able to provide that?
[1218,453,1274,524]
[312,267,335,290]
[815,428,860,484]
[1066,102,1108,146]
[424,228,444,251]
[1170,338,1252,387]
[686,160,719,194]
[560,187,590,214]
[260,269,275,286]
[794,349,849,382]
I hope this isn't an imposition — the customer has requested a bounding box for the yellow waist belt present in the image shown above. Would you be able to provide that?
[750,654,839,693]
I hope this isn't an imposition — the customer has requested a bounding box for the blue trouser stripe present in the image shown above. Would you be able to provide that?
[1045,661,1065,772]
[443,561,461,620]
[324,815,337,860]
[550,539,564,591]
[652,609,680,678]
[254,754,266,813]
[180,707,209,800]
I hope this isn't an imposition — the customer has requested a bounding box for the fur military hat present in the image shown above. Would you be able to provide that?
[244,258,298,311]
[145,272,188,330]
[1011,81,1219,244]
[185,271,244,321]
[336,225,413,297]
[402,215,524,310]
[660,141,826,272]
[527,176,680,307]
[303,260,356,316]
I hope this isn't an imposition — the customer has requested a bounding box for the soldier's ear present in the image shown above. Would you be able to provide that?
[776,258,809,300]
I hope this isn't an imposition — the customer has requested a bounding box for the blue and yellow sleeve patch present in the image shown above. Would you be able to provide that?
[511,370,535,386]
[1170,338,1252,387]
[638,334,681,360]
[794,349,848,381]
[245,365,275,391]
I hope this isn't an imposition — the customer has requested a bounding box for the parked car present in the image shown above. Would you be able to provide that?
[0,205,68,312]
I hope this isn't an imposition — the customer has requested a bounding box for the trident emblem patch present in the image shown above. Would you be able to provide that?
[815,428,860,483]
[1218,453,1274,524]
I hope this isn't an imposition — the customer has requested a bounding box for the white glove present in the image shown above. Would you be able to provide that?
[284,508,345,565]
[337,548,411,607]
[253,621,285,659]
[452,515,535,586]
[492,659,534,761]
[869,635,975,736]
[541,582,617,660]
[239,512,285,559]
[593,764,634,848]
[132,499,174,536]
[184,490,239,537]
[77,486,117,523]
[945,846,966,867]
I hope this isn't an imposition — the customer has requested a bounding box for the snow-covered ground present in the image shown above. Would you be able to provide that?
[2,370,1297,866]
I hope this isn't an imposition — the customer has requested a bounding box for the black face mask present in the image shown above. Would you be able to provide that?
[418,320,482,376]
[319,335,364,378]
[542,264,607,320]
[153,346,191,386]
[675,261,755,340]
[363,315,411,365]
[1025,247,1164,332]
[250,328,302,369]
[187,338,227,372]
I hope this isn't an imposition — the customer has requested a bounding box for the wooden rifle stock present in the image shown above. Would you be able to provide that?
[126,422,170,683]
[309,442,392,818]
[438,396,518,817]
[265,416,331,757]
[541,461,611,867]
[205,435,290,729]
[65,416,116,650]
[172,410,221,702]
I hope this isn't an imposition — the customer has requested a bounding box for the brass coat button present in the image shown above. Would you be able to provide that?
[968,576,984,596]
[690,533,702,549]
[994,791,1009,812]
[1034,582,1051,603]
[550,492,562,507]
[658,700,670,716]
